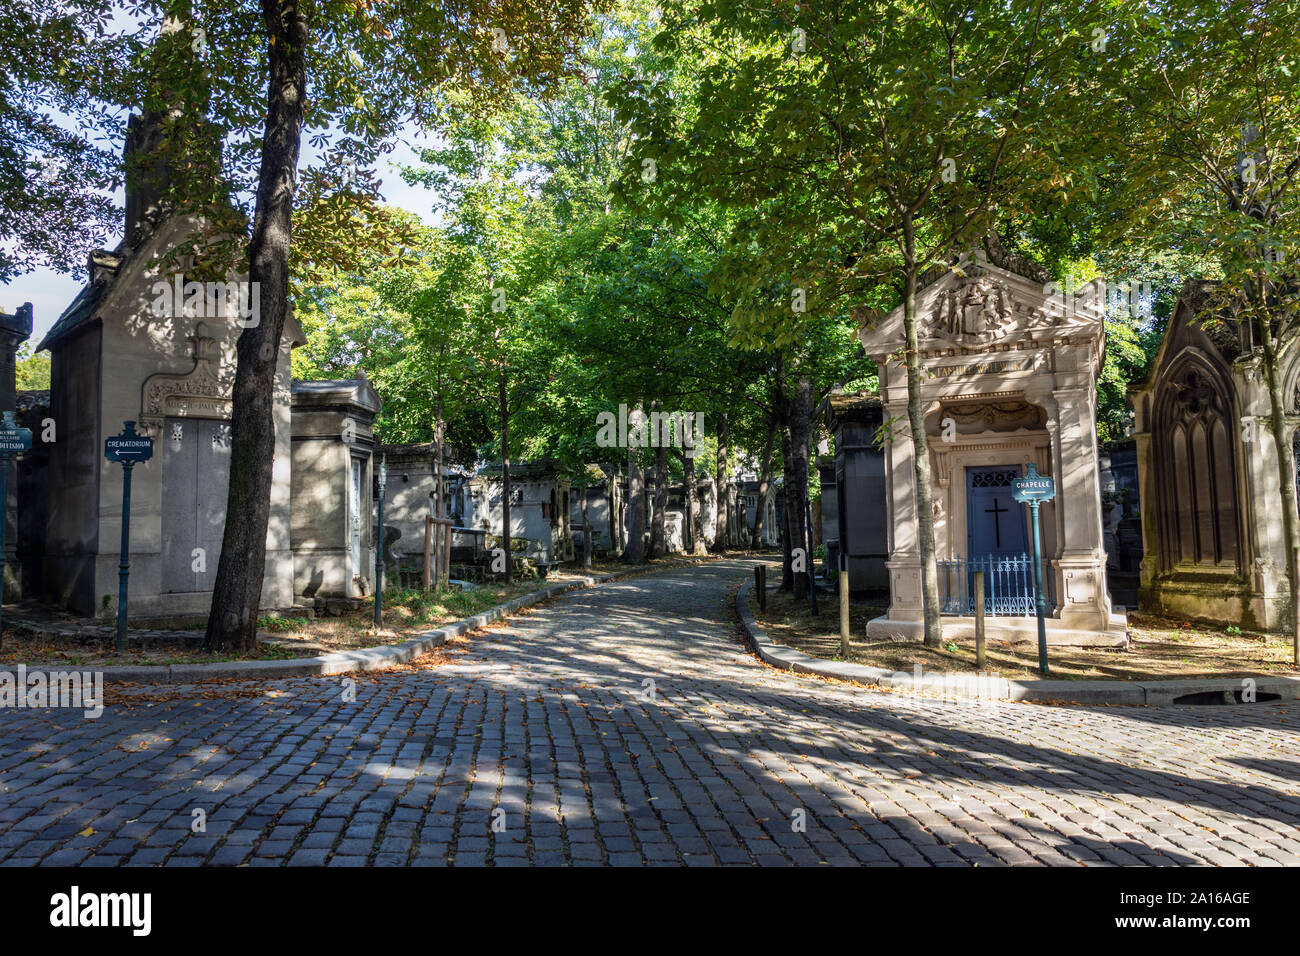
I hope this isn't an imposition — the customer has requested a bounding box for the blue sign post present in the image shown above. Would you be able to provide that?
[0,411,32,648]
[1012,462,1056,676]
[105,422,154,650]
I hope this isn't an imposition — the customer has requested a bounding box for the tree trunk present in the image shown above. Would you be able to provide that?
[779,427,793,592]
[424,443,435,592]
[499,371,512,584]
[204,0,308,653]
[650,440,667,557]
[677,447,703,555]
[804,479,819,615]
[622,453,645,563]
[751,415,777,549]
[903,222,942,646]
[714,411,729,552]
[435,385,445,588]
[606,465,619,553]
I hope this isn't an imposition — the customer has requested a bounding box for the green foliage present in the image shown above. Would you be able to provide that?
[383,584,513,622]
[615,1,1103,343]
[257,615,310,632]
[1,1,120,282]
[14,343,50,391]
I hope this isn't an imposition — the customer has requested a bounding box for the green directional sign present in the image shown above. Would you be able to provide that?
[0,409,33,455]
[1012,462,1055,503]
[105,421,154,463]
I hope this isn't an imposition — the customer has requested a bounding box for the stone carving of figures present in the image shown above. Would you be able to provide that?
[967,280,993,335]
[930,279,1017,339]
[934,291,950,335]
[932,289,962,336]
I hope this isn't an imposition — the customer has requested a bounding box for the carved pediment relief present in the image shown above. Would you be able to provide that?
[137,321,232,437]
[928,275,1016,343]
[861,261,1105,360]
[924,272,1097,346]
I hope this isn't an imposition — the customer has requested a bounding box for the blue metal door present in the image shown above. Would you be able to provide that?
[967,466,1029,558]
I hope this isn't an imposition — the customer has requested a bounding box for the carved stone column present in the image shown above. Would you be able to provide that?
[876,398,924,628]
[1050,384,1110,628]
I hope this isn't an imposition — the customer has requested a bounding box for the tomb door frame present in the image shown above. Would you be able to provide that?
[1237,358,1287,598]
[930,433,1054,559]
[930,433,1057,610]
[348,454,365,595]
[1151,354,1242,574]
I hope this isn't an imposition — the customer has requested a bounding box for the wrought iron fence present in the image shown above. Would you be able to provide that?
[937,553,1040,616]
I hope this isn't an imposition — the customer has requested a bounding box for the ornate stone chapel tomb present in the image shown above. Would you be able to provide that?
[1129,279,1294,630]
[858,250,1127,646]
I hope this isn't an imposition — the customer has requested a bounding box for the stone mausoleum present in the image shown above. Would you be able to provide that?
[19,108,388,621]
[1130,279,1296,630]
[37,236,303,618]
[859,247,1125,646]
[469,461,574,566]
[289,378,381,607]
[824,392,889,594]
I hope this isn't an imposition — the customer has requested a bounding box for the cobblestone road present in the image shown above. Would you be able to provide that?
[3,559,1299,866]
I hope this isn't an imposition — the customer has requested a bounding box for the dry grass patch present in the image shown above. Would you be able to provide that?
[753,588,1299,681]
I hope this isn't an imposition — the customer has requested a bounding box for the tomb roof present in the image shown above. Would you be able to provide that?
[826,391,883,432]
[291,377,381,414]
[477,459,567,480]
[0,302,32,340]
[826,391,881,416]
[40,98,239,354]
[375,442,473,474]
[37,273,111,352]
[1130,278,1244,401]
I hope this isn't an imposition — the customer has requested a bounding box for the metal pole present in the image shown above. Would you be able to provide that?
[1030,500,1049,676]
[974,570,985,670]
[115,462,133,651]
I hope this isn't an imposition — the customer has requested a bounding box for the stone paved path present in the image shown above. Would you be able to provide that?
[3,559,1299,866]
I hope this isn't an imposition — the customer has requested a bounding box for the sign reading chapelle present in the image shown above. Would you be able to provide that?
[857,244,1126,646]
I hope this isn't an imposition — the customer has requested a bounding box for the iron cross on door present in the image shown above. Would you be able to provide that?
[985,497,1008,547]
[966,466,1029,558]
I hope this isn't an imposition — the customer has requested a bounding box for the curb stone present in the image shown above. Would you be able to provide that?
[8,568,651,685]
[735,579,1300,707]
